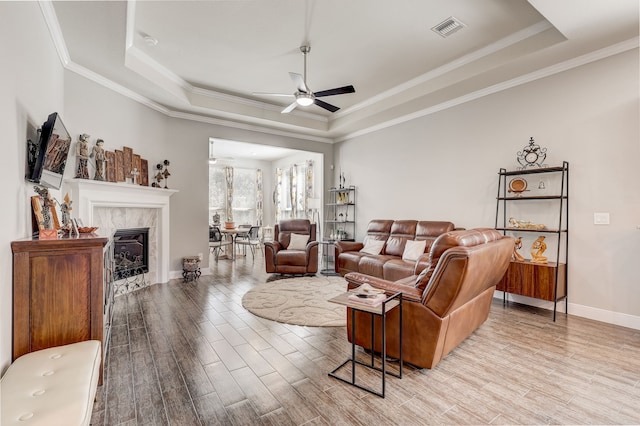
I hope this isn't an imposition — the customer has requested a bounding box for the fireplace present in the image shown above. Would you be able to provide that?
[113,228,149,280]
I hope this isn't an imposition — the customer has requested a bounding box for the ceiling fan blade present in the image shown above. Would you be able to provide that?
[289,72,308,93]
[314,98,340,113]
[281,101,298,114]
[314,85,355,98]
[252,92,294,97]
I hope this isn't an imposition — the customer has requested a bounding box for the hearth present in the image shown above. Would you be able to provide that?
[113,227,149,280]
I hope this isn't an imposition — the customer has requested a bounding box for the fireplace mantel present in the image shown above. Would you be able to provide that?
[65,178,178,283]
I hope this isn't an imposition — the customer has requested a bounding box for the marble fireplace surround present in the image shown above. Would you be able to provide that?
[65,178,178,283]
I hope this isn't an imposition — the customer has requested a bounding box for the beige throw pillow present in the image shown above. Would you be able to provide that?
[288,233,309,250]
[360,239,385,255]
[402,239,427,262]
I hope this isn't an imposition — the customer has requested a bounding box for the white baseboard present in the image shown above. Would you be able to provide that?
[493,291,640,330]
[168,267,211,280]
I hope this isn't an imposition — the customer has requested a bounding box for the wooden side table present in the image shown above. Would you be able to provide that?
[327,291,402,397]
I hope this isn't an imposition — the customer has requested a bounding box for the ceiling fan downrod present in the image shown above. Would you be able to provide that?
[300,45,310,91]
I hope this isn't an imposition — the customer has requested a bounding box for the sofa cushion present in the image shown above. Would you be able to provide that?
[276,250,307,266]
[360,239,385,255]
[382,259,416,281]
[357,255,396,277]
[402,240,427,261]
[288,233,309,250]
[383,220,417,256]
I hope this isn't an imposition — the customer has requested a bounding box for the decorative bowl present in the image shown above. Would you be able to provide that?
[78,226,98,233]
[508,178,528,196]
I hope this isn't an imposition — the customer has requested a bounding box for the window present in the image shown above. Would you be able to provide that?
[209,166,259,225]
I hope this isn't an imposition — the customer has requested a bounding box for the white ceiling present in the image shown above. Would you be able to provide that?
[49,0,638,156]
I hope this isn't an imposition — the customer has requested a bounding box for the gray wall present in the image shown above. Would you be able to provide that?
[0,2,66,374]
[333,49,640,324]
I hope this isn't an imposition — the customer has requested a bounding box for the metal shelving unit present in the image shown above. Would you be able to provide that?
[495,161,569,321]
[325,186,356,242]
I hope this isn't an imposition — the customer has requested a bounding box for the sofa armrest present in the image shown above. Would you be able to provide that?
[264,241,282,255]
[335,241,364,254]
[305,240,320,256]
[413,253,430,274]
[344,272,423,303]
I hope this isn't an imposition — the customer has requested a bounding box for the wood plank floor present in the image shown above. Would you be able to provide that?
[91,254,640,425]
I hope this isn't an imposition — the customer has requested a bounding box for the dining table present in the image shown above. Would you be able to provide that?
[219,227,249,260]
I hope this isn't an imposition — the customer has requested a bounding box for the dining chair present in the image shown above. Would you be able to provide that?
[235,226,261,259]
[209,226,231,261]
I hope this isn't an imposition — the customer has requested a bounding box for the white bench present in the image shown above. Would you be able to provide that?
[1,340,101,426]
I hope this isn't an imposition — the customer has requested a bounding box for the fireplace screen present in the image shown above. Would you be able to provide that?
[113,227,149,280]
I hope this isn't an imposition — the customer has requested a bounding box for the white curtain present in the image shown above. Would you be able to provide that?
[224,166,233,222]
[256,169,263,226]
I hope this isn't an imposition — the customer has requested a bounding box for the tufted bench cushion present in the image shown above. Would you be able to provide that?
[1,340,101,426]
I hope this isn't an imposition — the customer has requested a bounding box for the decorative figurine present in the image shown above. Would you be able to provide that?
[212,212,220,226]
[75,133,90,179]
[512,237,525,262]
[33,185,54,230]
[153,163,164,188]
[516,137,548,170]
[508,217,546,231]
[530,236,548,263]
[130,168,140,185]
[60,193,73,230]
[162,159,171,189]
[90,139,106,181]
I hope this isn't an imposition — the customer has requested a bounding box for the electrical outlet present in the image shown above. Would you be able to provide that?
[594,212,610,225]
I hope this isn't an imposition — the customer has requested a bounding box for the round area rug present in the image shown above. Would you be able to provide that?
[242,275,347,327]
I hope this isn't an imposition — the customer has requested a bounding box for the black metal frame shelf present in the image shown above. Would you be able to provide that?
[495,161,569,321]
[325,186,356,242]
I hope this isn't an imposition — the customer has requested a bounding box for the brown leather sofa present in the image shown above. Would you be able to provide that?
[264,219,319,274]
[344,228,513,369]
[335,220,456,280]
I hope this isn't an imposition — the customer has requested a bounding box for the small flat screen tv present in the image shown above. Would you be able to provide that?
[27,112,71,190]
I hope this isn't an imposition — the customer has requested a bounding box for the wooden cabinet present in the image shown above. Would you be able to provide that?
[11,234,113,383]
[498,261,566,301]
[495,162,569,320]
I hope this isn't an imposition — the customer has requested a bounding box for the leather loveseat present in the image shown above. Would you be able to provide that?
[344,228,514,369]
[264,219,319,274]
[335,220,456,280]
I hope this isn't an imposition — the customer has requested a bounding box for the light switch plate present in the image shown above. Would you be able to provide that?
[594,212,610,225]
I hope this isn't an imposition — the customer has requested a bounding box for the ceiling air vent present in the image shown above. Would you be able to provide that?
[432,16,466,38]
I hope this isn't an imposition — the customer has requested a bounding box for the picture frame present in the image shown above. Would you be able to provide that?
[115,149,125,182]
[105,150,116,182]
[123,146,133,181]
[140,159,149,186]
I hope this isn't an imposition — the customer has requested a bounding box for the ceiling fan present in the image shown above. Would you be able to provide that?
[253,45,355,114]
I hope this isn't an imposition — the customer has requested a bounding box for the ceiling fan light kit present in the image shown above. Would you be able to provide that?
[253,44,355,114]
[295,92,315,106]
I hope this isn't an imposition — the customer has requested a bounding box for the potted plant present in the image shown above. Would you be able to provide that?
[224,212,235,229]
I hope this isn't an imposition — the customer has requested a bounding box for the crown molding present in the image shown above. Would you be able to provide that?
[167,111,334,144]
[336,37,639,142]
[38,0,70,66]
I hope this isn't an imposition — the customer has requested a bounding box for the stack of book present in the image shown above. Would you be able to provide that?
[347,292,387,306]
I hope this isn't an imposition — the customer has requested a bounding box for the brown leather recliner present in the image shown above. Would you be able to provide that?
[344,228,513,369]
[264,219,319,274]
